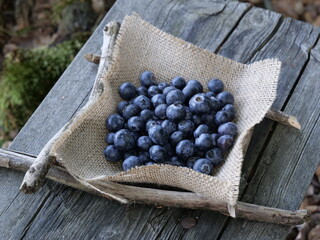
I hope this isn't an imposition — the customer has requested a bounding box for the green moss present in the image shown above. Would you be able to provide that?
[0,35,88,136]
[52,0,90,23]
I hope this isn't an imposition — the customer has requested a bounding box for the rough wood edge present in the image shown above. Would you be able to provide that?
[266,108,301,130]
[19,22,120,194]
[89,21,120,101]
[0,148,310,226]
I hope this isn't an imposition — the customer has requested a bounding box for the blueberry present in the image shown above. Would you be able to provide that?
[192,114,203,126]
[164,143,174,156]
[171,77,186,89]
[165,156,185,166]
[133,95,152,110]
[151,94,166,107]
[189,94,211,114]
[194,124,210,138]
[123,156,142,171]
[218,122,238,137]
[148,86,161,98]
[124,151,137,160]
[136,86,148,96]
[222,104,236,119]
[114,129,135,151]
[170,131,185,146]
[208,96,221,111]
[158,82,170,91]
[193,158,213,175]
[187,80,203,92]
[154,104,168,119]
[216,91,234,107]
[137,136,153,151]
[122,104,140,120]
[105,132,115,144]
[156,120,164,125]
[195,149,205,158]
[131,131,140,142]
[178,120,195,136]
[161,120,177,136]
[195,133,213,151]
[145,161,155,166]
[211,133,219,147]
[202,113,216,129]
[182,85,198,100]
[206,148,223,166]
[127,116,144,132]
[186,156,200,168]
[140,71,157,87]
[138,151,151,163]
[208,78,224,94]
[149,145,167,163]
[117,101,128,115]
[176,140,196,160]
[205,92,215,98]
[217,135,234,151]
[185,106,192,120]
[106,114,124,132]
[146,120,159,131]
[119,82,136,100]
[166,103,186,122]
[148,125,168,145]
[140,109,153,121]
[104,145,121,162]
[215,111,231,126]
[163,86,177,96]
[166,89,185,105]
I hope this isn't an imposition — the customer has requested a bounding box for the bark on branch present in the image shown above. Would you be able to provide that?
[19,22,120,194]
[0,148,309,226]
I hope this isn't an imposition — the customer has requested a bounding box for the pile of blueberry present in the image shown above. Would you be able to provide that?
[103,71,238,175]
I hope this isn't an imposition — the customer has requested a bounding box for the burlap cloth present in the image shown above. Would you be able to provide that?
[49,14,281,215]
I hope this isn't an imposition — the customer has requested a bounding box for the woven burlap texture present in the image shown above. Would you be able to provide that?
[50,14,281,209]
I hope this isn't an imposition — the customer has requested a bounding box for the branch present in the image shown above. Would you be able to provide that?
[266,109,301,130]
[0,148,309,226]
[19,22,121,194]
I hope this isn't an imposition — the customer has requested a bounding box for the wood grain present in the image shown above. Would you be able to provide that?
[0,148,310,225]
[219,37,320,240]
[2,1,253,239]
[2,0,319,239]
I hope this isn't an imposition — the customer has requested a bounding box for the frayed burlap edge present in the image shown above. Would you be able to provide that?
[50,14,281,216]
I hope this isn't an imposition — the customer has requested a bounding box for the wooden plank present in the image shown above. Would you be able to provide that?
[3,1,318,239]
[2,0,253,239]
[0,168,52,239]
[219,33,320,240]
[9,0,250,157]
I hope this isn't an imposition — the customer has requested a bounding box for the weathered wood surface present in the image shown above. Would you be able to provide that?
[0,148,309,226]
[1,0,320,239]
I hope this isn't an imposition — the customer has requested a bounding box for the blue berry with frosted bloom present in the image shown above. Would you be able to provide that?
[119,82,136,100]
[123,156,142,171]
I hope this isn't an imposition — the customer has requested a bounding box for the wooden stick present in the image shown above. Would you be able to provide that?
[266,109,301,130]
[0,148,309,226]
[84,54,101,64]
[19,22,121,194]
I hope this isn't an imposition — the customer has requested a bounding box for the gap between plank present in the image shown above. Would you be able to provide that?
[242,30,320,203]
[19,191,51,240]
[214,4,252,54]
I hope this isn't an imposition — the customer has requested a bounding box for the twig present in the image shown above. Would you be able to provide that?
[266,109,301,130]
[0,148,310,226]
[84,54,101,64]
[19,22,121,194]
